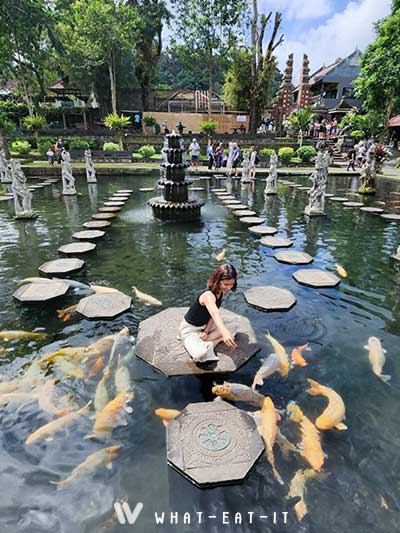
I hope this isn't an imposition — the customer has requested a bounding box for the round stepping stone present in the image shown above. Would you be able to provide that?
[112,193,130,197]
[244,286,296,312]
[83,220,112,229]
[136,307,260,376]
[189,187,204,191]
[92,212,117,220]
[98,206,122,212]
[360,207,384,214]
[110,196,129,202]
[248,225,278,235]
[328,197,348,202]
[381,214,400,222]
[76,292,132,320]
[72,230,105,241]
[325,193,334,197]
[166,401,264,487]
[39,258,85,277]
[215,192,231,196]
[221,197,237,203]
[232,209,256,216]
[260,236,293,248]
[342,202,364,208]
[239,216,265,225]
[13,280,70,303]
[58,242,96,255]
[211,188,226,192]
[103,201,125,207]
[293,269,340,288]
[117,189,133,193]
[139,188,155,192]
[274,250,313,265]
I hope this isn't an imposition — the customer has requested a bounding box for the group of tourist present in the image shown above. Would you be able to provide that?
[312,118,338,139]
[45,138,64,166]
[346,138,381,171]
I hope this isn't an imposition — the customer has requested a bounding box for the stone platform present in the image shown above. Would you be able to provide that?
[39,258,85,277]
[244,286,296,312]
[76,292,132,320]
[293,269,340,288]
[13,280,70,303]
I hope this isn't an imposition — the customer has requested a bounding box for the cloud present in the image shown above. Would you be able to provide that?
[274,0,392,82]
[263,0,333,20]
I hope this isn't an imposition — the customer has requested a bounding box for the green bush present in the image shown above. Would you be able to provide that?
[143,116,157,126]
[11,140,31,154]
[69,137,90,150]
[150,154,161,159]
[103,142,120,151]
[138,145,156,158]
[260,148,275,157]
[351,130,365,142]
[278,147,294,163]
[132,152,143,159]
[154,122,161,134]
[297,145,317,162]
[37,137,56,155]
[200,120,218,136]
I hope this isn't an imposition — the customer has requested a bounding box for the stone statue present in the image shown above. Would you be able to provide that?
[0,149,12,183]
[84,149,97,183]
[264,152,278,195]
[304,150,328,216]
[241,152,251,184]
[10,159,36,219]
[61,148,77,195]
[358,151,376,194]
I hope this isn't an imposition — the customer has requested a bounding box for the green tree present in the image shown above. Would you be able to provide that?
[23,114,47,146]
[104,113,131,149]
[289,107,314,146]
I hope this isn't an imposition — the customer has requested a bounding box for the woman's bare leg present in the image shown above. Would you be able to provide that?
[207,329,223,341]
[212,335,223,348]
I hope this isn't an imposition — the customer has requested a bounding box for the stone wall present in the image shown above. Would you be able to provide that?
[142,111,250,134]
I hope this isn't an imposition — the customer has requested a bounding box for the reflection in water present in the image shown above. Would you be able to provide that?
[62,195,80,226]
[87,183,98,210]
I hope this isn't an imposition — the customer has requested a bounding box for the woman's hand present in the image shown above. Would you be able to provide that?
[200,331,209,341]
[222,328,237,349]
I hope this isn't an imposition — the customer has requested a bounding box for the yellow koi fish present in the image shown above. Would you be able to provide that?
[306,378,348,431]
[88,392,133,440]
[0,392,39,408]
[257,396,283,484]
[364,336,390,383]
[290,344,310,367]
[115,354,132,395]
[265,332,292,378]
[335,264,347,277]
[57,304,77,320]
[132,286,162,306]
[38,381,71,417]
[0,330,47,341]
[88,356,105,378]
[215,249,226,261]
[154,408,181,427]
[287,469,318,521]
[89,284,120,294]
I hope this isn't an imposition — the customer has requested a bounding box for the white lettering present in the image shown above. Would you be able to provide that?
[282,512,288,524]
[247,512,254,524]
[170,512,178,525]
[183,512,191,524]
[114,502,143,525]
[234,513,242,524]
[154,512,165,524]
[196,512,203,524]
[222,512,230,525]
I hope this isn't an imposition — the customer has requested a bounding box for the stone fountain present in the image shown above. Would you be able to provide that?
[264,152,278,195]
[304,149,329,216]
[10,159,37,219]
[148,132,204,221]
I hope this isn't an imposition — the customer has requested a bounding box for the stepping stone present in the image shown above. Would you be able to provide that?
[381,214,400,222]
[232,209,256,217]
[103,201,125,207]
[76,292,132,320]
[244,286,296,312]
[298,187,311,191]
[136,307,260,376]
[260,236,293,248]
[166,401,264,488]
[227,204,250,210]
[375,201,386,206]
[248,225,278,236]
[117,189,133,193]
[215,192,231,196]
[360,207,384,214]
[39,258,85,277]
[325,193,334,197]
[293,269,340,288]
[139,188,155,192]
[342,202,364,208]
[13,280,70,303]
[239,216,265,225]
[189,187,204,191]
[98,206,122,212]
[110,196,129,201]
[58,242,96,255]
[392,253,400,262]
[83,220,112,229]
[92,212,117,220]
[274,250,313,265]
[113,192,131,197]
[221,197,237,203]
[0,195,13,202]
[289,184,302,188]
[211,188,226,192]
[328,197,348,202]
[72,230,105,241]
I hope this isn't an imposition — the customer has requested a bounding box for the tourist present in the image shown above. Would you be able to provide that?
[231,142,241,176]
[314,120,320,138]
[189,138,200,167]
[177,121,185,135]
[319,121,326,139]
[134,112,141,131]
[331,117,338,136]
[162,119,168,134]
[177,264,239,364]
[250,146,259,180]
[54,138,63,164]
[46,147,54,166]
[207,141,215,170]
[239,123,246,134]
[214,142,224,169]
[347,147,356,171]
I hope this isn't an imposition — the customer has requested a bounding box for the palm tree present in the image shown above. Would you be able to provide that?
[23,114,47,147]
[104,113,131,150]
[289,107,315,147]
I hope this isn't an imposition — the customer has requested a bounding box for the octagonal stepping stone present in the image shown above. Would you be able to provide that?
[72,230,105,241]
[139,188,155,192]
[293,269,340,288]
[13,280,70,304]
[232,209,256,217]
[274,250,313,265]
[98,206,122,212]
[92,212,117,220]
[221,197,237,203]
[244,286,296,312]
[39,258,85,277]
[104,201,125,207]
[239,216,265,225]
[166,401,264,487]
[328,197,348,202]
[360,207,384,214]
[136,307,260,376]
[248,225,278,236]
[110,196,129,202]
[76,291,131,320]
[0,195,13,202]
[260,236,293,248]
[211,188,226,192]
[189,187,204,191]
[58,242,96,255]
[298,186,311,191]
[112,192,131,196]
[381,214,400,222]
[83,220,112,229]
[325,193,334,197]
[215,192,231,196]
[342,202,364,208]
[117,189,133,193]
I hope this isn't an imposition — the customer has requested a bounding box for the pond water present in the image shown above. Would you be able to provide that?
[0,173,399,533]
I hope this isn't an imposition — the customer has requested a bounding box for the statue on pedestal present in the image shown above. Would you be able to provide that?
[61,148,77,195]
[304,150,328,216]
[264,152,278,195]
[10,159,37,219]
[358,152,376,195]
[84,149,97,183]
[241,152,251,184]
[0,149,12,183]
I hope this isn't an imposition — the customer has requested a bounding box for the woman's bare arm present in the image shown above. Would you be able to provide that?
[199,292,237,348]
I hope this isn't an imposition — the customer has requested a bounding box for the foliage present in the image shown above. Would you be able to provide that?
[0,100,29,120]
[69,138,90,150]
[11,140,31,154]
[260,148,275,157]
[104,113,131,149]
[143,116,157,126]
[339,110,385,137]
[23,114,46,133]
[289,108,314,147]
[297,145,317,162]
[154,122,161,134]
[351,130,365,142]
[103,142,120,151]
[200,120,218,136]
[138,145,156,158]
[132,152,143,159]
[278,147,294,163]
[37,137,56,155]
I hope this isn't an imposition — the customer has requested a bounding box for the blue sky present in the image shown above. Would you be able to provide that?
[263,0,392,81]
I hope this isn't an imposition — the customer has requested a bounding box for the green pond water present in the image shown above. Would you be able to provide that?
[0,173,399,533]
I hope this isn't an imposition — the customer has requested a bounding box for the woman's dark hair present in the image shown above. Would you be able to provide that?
[207,263,237,295]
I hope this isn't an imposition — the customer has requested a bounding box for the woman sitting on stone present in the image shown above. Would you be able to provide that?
[178,264,239,363]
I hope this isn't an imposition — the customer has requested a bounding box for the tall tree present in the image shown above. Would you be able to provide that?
[249,4,284,133]
[171,0,246,117]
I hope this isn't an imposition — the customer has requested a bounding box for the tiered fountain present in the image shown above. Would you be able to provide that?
[148,132,204,221]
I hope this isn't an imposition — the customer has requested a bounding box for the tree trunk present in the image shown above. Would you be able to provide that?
[109,52,117,115]
[0,128,10,158]
[208,51,213,118]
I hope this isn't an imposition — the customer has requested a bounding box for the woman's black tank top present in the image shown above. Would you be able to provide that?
[184,291,223,327]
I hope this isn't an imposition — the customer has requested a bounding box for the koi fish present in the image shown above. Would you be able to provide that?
[57,304,77,320]
[215,249,226,261]
[306,378,348,431]
[257,396,283,484]
[115,354,132,396]
[51,445,122,489]
[94,367,111,413]
[154,408,181,427]
[286,401,326,471]
[0,392,39,408]
[364,337,390,383]
[0,330,47,341]
[251,353,280,389]
[38,381,71,417]
[89,284,120,294]
[88,392,133,440]
[0,348,12,356]
[212,382,265,407]
[54,359,85,379]
[335,264,347,277]
[290,344,310,367]
[131,286,162,306]
[287,469,318,521]
[38,347,88,367]
[265,332,292,378]
[88,356,105,378]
